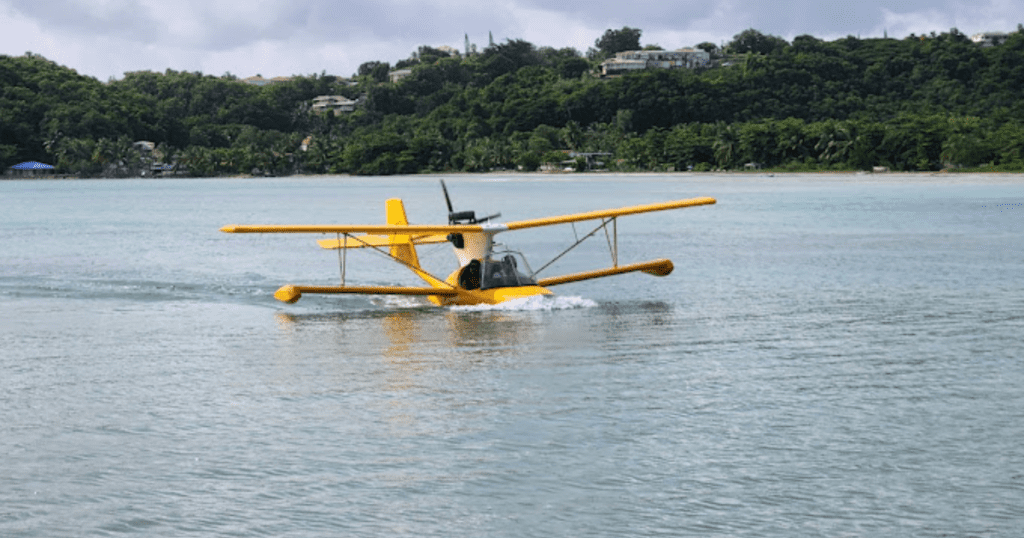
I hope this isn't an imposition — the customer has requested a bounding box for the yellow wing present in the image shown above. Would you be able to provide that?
[220,224,482,234]
[274,284,459,303]
[316,233,449,250]
[221,197,715,236]
[503,197,716,231]
[536,259,674,287]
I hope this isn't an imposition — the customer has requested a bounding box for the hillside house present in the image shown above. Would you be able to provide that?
[388,69,413,83]
[971,32,1009,47]
[241,75,294,86]
[311,95,360,115]
[601,48,710,76]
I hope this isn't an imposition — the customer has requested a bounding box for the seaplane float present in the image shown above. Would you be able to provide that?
[220,181,715,306]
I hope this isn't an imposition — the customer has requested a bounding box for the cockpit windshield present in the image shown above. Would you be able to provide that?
[480,252,537,290]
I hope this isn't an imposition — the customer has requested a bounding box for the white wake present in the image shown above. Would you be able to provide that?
[450,295,598,312]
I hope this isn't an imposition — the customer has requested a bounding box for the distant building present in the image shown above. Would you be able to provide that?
[600,56,647,76]
[242,75,270,86]
[241,75,294,86]
[436,45,460,57]
[388,69,413,83]
[311,95,360,115]
[600,48,710,76]
[971,32,1009,47]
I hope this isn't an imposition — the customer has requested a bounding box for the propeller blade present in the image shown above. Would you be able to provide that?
[440,179,455,219]
[440,179,494,225]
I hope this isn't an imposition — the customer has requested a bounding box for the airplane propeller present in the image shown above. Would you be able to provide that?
[440,179,500,225]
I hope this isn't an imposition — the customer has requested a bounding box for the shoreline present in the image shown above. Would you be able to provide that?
[5,169,1024,181]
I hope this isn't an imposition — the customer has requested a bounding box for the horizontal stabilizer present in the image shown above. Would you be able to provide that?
[317,233,449,250]
[536,259,674,287]
[221,224,482,234]
[274,284,459,303]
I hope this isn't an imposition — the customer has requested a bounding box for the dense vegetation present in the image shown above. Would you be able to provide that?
[3,26,1024,176]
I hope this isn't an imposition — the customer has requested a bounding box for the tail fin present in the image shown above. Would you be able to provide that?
[386,198,458,299]
[386,198,420,269]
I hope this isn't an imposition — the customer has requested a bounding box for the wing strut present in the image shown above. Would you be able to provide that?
[534,217,619,276]
[334,229,457,293]
[603,217,618,267]
[336,232,348,285]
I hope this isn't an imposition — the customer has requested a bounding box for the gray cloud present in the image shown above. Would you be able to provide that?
[5,0,160,42]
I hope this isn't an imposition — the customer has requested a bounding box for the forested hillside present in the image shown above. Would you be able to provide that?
[3,27,1024,176]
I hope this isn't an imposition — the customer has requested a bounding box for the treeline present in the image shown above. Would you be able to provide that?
[3,27,1024,176]
[1,53,348,176]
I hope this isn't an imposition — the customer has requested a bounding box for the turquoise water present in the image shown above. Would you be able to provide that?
[2,174,1023,536]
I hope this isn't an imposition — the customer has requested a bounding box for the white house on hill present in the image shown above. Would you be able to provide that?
[311,95,360,115]
[600,48,711,76]
[971,32,1009,47]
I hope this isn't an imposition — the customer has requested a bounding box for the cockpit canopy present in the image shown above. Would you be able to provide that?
[458,252,537,290]
[481,253,536,289]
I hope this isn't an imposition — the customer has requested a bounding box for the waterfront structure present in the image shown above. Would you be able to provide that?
[5,161,55,178]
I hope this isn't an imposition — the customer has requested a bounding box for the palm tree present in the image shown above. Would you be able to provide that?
[562,120,583,151]
[813,121,853,165]
[712,122,738,168]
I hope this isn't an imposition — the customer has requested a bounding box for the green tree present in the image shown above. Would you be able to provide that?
[594,27,642,58]
[712,122,739,168]
[810,120,854,165]
[557,57,591,79]
[476,39,543,82]
[358,61,391,83]
[695,42,720,57]
[728,28,789,55]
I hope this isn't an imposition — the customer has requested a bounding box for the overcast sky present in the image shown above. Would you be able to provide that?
[1,0,1021,81]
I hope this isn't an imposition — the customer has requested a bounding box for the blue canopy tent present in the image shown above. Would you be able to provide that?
[6,161,56,177]
[10,161,55,170]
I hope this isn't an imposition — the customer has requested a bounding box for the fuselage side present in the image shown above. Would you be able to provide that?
[424,231,551,306]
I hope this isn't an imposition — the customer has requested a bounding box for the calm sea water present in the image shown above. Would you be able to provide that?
[2,173,1022,537]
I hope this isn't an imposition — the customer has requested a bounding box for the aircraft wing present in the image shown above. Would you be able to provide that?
[221,196,715,236]
[502,197,715,231]
[221,224,483,234]
[536,259,675,287]
[317,233,449,249]
[274,284,459,303]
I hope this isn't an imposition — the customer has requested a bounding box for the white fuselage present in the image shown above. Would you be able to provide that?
[452,231,494,266]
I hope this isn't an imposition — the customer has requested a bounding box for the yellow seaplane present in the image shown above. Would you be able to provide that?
[220,181,715,306]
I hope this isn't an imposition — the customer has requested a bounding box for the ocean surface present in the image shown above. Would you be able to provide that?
[2,173,1022,537]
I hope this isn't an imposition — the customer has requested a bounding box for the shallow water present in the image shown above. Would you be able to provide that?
[2,174,1023,536]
